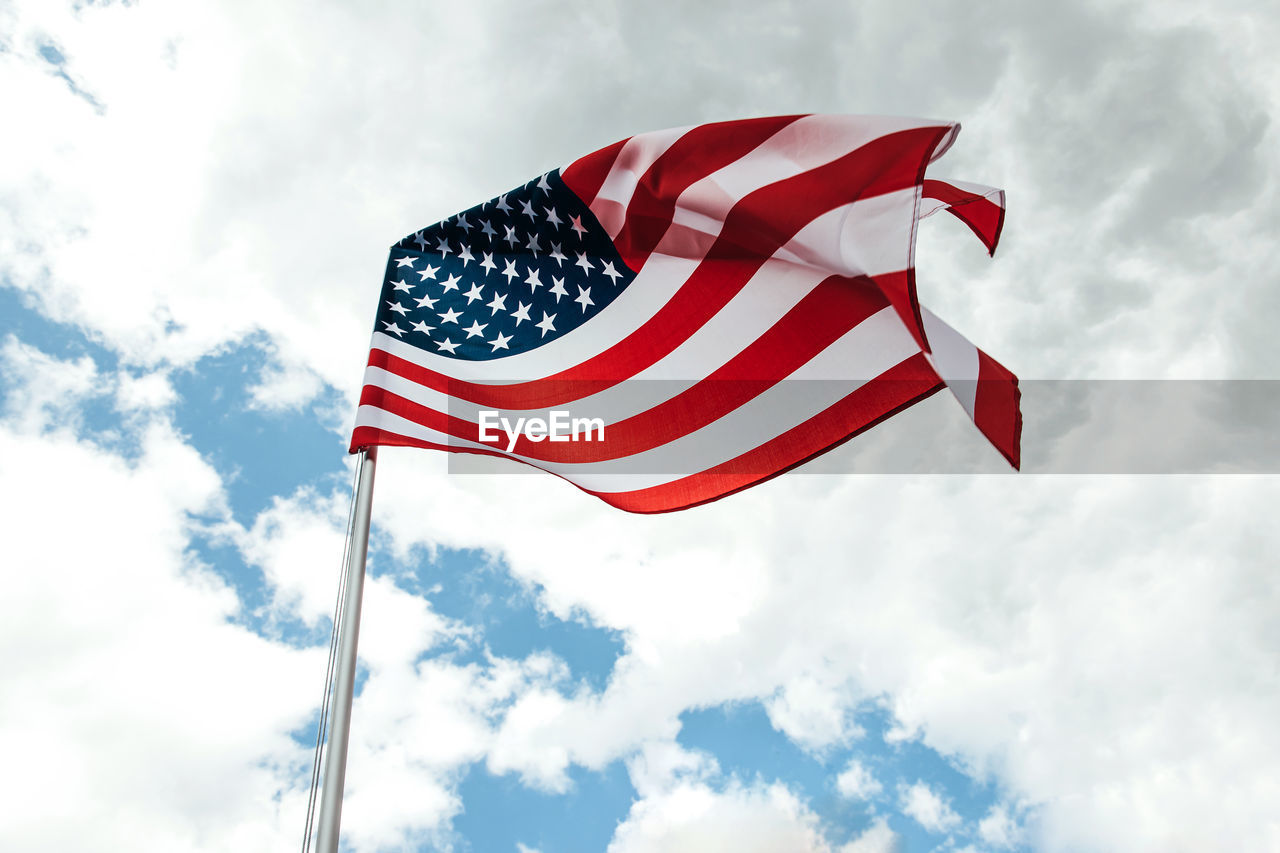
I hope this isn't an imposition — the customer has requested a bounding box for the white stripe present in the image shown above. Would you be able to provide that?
[631,257,827,381]
[772,187,916,277]
[355,307,918,492]
[920,307,979,419]
[930,177,1002,196]
[919,178,1004,221]
[352,406,668,494]
[657,115,951,256]
[918,197,950,219]
[710,115,938,200]
[929,123,961,163]
[590,125,693,238]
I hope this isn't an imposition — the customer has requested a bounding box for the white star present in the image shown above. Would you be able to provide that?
[441,273,462,293]
[601,260,623,285]
[520,199,537,221]
[464,282,485,304]
[436,237,452,257]
[549,242,566,266]
[414,293,438,309]
[574,285,594,313]
[536,173,552,193]
[387,300,409,316]
[503,225,519,247]
[456,213,473,233]
[486,292,508,315]
[457,244,474,267]
[436,337,459,354]
[438,307,463,324]
[480,252,497,275]
[525,232,541,256]
[463,319,488,338]
[574,252,594,274]
[525,268,543,292]
[501,259,520,283]
[417,263,439,281]
[382,320,405,336]
[391,279,413,293]
[535,311,557,337]
[488,331,512,352]
[569,214,587,239]
[411,320,435,335]
[511,301,532,326]
[544,207,562,229]
[480,219,496,240]
[395,256,416,268]
[496,193,512,213]
[549,276,568,302]
[413,232,428,250]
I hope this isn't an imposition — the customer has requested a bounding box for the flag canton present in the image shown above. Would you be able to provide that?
[375,169,637,361]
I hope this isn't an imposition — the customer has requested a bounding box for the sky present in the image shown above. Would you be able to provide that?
[1,1,1278,852]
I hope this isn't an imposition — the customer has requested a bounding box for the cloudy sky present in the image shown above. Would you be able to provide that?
[2,1,1277,851]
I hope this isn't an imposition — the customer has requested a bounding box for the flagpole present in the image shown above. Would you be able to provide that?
[315,446,378,853]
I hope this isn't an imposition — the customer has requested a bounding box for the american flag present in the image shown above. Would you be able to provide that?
[351,115,1020,513]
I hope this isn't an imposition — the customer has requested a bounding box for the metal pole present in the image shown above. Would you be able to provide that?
[315,446,378,853]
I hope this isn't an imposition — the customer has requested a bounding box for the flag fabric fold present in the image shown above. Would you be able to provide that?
[920,178,1007,256]
[351,115,1019,513]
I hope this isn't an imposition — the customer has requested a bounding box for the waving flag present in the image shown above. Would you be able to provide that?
[350,115,1019,513]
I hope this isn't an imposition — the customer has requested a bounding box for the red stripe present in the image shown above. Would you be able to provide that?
[708,125,946,260]
[871,269,924,353]
[366,347,618,411]
[365,126,948,412]
[611,116,804,271]
[972,348,1021,469]
[922,180,1005,256]
[349,355,944,513]
[867,129,956,355]
[359,383,456,434]
[363,275,890,463]
[560,137,630,207]
[350,426,504,462]
[586,354,944,512]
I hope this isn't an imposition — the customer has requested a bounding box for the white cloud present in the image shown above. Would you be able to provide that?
[234,479,470,671]
[0,356,322,852]
[614,739,897,852]
[0,335,101,431]
[625,740,719,799]
[237,485,355,628]
[247,357,325,412]
[836,760,883,801]
[608,780,848,853]
[765,673,865,753]
[115,369,176,411]
[366,448,1280,851]
[487,682,577,792]
[899,781,962,834]
[0,339,585,853]
[838,818,899,853]
[978,804,1022,849]
[341,651,578,851]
